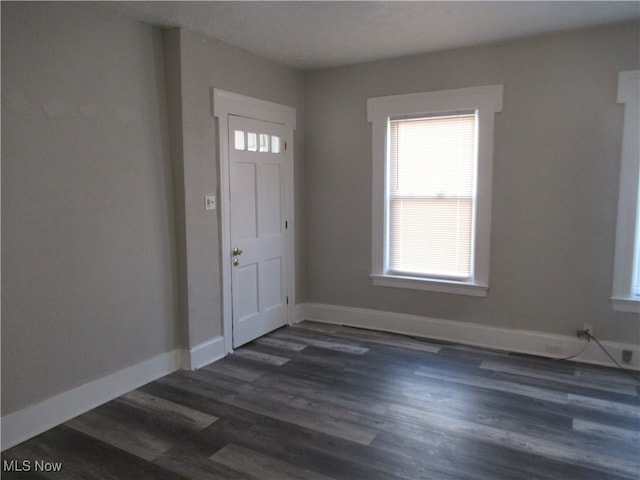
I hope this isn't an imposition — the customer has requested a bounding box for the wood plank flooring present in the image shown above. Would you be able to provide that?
[2,321,639,479]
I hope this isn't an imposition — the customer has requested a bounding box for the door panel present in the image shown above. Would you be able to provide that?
[229,115,289,348]
[236,163,258,240]
[236,263,259,322]
[262,257,283,311]
[259,164,282,235]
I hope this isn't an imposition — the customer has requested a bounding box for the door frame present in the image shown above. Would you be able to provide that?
[213,89,296,353]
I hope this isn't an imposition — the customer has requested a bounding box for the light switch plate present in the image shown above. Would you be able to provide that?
[205,194,216,211]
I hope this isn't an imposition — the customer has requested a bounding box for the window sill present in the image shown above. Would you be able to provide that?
[611,297,640,313]
[370,274,488,297]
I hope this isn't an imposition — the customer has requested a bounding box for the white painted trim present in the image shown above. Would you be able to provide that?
[213,89,296,130]
[216,91,234,354]
[612,70,640,311]
[367,86,503,122]
[297,303,640,371]
[180,336,226,370]
[367,86,503,296]
[1,350,181,451]
[610,297,640,314]
[285,135,296,328]
[293,303,307,324]
[370,274,488,297]
[213,89,296,352]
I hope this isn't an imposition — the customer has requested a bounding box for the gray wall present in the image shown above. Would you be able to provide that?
[1,2,177,414]
[2,1,637,420]
[303,22,640,343]
[1,3,306,415]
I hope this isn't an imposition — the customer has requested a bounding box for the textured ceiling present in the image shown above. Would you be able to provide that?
[109,1,640,69]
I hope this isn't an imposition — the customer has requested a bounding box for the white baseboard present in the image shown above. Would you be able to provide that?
[293,303,307,324]
[1,350,181,451]
[1,335,227,451]
[2,308,634,452]
[299,303,640,371]
[180,336,226,370]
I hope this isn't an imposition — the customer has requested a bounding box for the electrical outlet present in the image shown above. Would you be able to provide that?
[205,194,216,211]
[576,323,594,339]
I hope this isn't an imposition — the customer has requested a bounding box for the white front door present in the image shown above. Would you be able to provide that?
[229,114,290,348]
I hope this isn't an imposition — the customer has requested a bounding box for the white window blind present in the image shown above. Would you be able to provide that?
[388,113,477,279]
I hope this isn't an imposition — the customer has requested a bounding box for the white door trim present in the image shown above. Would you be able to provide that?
[213,89,296,353]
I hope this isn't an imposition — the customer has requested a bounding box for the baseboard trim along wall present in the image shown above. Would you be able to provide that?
[1,350,182,451]
[2,335,228,451]
[180,335,226,370]
[296,303,640,371]
[3,306,635,451]
[294,302,307,324]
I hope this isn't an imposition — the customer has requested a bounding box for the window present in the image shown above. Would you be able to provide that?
[368,86,503,296]
[388,113,476,279]
[611,70,640,313]
[235,130,282,155]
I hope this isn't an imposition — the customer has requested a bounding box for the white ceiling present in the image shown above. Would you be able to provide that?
[110,1,640,69]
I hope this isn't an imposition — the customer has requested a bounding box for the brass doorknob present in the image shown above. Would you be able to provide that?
[233,258,240,266]
[232,247,243,256]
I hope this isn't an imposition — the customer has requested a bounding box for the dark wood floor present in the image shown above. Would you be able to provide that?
[3,321,639,479]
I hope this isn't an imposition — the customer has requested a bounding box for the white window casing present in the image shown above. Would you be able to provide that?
[611,70,640,313]
[368,86,503,296]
